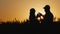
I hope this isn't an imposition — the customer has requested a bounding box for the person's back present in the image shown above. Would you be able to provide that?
[45,11,53,23]
[43,5,53,24]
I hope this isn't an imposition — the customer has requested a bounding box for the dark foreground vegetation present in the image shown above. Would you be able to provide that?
[0,21,60,34]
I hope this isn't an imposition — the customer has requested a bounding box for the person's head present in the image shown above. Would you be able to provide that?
[44,5,50,12]
[30,8,35,13]
[37,13,42,17]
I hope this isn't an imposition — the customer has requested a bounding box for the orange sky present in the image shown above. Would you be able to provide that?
[0,0,60,22]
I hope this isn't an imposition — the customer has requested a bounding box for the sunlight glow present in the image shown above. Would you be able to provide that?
[37,16,44,21]
[37,17,40,21]
[0,0,60,22]
[41,16,44,20]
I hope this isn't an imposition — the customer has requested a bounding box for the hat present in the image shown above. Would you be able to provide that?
[44,5,50,9]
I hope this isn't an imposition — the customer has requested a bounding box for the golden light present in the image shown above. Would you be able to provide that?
[54,18,59,22]
[37,16,44,21]
[0,0,60,22]
[37,17,40,21]
[41,16,44,20]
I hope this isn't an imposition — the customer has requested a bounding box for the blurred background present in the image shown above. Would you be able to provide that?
[0,0,60,22]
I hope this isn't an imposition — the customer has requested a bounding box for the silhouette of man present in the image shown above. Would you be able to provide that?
[29,8,36,23]
[43,5,53,24]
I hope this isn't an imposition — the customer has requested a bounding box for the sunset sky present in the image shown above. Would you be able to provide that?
[0,0,60,22]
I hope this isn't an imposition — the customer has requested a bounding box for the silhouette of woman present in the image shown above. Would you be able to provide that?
[29,8,36,23]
